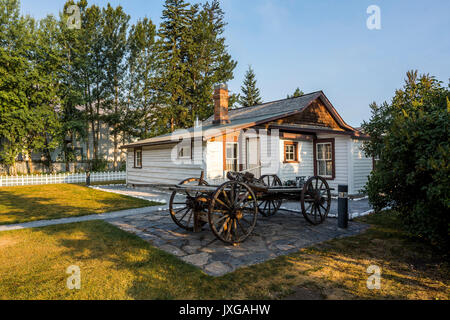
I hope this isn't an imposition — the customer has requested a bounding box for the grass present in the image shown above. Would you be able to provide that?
[0,211,448,300]
[0,184,159,225]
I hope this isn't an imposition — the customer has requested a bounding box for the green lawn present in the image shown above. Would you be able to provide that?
[0,184,159,225]
[0,211,448,300]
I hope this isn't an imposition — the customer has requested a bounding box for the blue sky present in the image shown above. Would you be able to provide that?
[20,0,450,126]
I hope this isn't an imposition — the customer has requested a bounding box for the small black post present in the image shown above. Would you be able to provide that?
[86,171,91,186]
[338,185,348,228]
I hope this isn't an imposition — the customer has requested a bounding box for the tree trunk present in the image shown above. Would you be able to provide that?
[72,132,77,173]
[63,140,70,172]
[113,83,119,169]
[43,137,54,173]
[26,151,34,174]
[113,132,118,170]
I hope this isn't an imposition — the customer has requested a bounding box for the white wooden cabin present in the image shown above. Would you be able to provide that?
[121,85,373,195]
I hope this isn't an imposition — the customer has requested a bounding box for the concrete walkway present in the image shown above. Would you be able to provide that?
[0,205,167,232]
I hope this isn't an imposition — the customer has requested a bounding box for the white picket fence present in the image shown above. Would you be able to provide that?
[0,171,126,187]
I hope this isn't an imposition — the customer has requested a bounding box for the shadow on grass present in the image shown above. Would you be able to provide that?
[0,184,155,225]
[4,210,448,299]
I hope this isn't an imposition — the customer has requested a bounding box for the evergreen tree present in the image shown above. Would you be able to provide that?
[239,66,262,107]
[187,0,236,121]
[287,87,304,98]
[155,0,236,133]
[155,0,192,133]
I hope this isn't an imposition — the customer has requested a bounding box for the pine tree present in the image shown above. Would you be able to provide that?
[239,66,262,107]
[287,87,304,98]
[155,0,236,132]
[186,0,236,121]
[155,0,192,133]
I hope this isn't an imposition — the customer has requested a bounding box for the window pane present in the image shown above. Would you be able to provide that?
[226,143,237,159]
[318,160,326,175]
[325,144,332,160]
[226,143,237,171]
[285,143,297,161]
[326,160,333,176]
[317,144,323,160]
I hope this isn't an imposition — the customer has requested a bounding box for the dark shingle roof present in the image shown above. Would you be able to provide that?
[204,91,323,124]
[121,91,365,149]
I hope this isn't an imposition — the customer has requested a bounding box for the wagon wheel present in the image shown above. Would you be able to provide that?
[208,181,258,244]
[300,176,331,225]
[169,177,209,231]
[257,174,282,217]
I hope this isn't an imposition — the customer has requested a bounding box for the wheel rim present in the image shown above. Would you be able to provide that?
[208,181,258,244]
[301,176,331,225]
[169,178,209,231]
[258,174,282,217]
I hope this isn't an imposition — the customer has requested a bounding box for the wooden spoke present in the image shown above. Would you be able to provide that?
[208,181,258,244]
[258,174,283,217]
[169,177,209,231]
[301,176,331,225]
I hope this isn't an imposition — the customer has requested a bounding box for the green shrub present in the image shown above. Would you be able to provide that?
[89,158,109,172]
[362,71,449,250]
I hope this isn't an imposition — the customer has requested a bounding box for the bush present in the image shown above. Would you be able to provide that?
[362,71,449,251]
[89,158,109,172]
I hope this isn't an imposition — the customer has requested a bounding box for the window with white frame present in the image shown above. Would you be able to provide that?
[316,142,333,177]
[284,141,298,162]
[134,148,142,168]
[177,139,192,159]
[226,142,238,172]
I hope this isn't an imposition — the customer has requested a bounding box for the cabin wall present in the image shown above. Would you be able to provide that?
[350,139,373,194]
[276,139,314,181]
[315,134,350,193]
[205,140,223,180]
[126,143,204,185]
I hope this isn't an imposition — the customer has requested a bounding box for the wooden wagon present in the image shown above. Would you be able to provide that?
[169,171,332,245]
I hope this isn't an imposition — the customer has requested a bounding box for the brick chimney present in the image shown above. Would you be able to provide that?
[213,84,230,125]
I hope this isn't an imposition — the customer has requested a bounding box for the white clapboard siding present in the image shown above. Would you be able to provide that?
[126,143,205,185]
[316,134,349,193]
[277,139,314,181]
[351,139,373,194]
[260,134,281,176]
[0,171,125,187]
[205,141,223,180]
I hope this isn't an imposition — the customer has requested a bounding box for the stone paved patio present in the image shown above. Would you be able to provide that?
[107,209,368,276]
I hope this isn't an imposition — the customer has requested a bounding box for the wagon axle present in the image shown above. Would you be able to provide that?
[169,172,332,245]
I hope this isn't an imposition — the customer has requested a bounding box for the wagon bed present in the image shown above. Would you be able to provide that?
[168,172,332,245]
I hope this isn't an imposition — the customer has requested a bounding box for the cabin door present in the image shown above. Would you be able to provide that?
[245,137,261,178]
